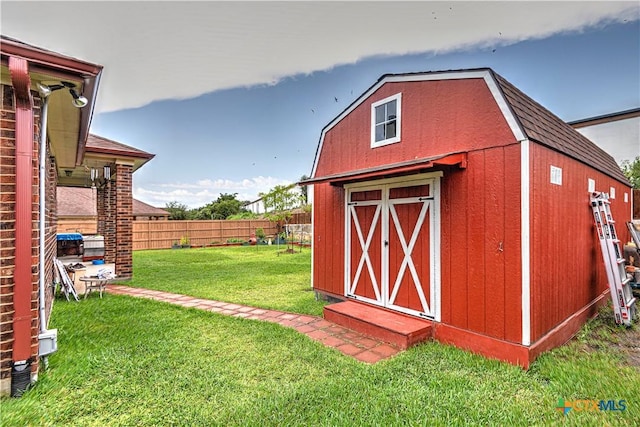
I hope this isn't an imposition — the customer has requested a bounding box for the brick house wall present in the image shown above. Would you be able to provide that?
[44,145,57,324]
[0,83,17,395]
[0,84,56,394]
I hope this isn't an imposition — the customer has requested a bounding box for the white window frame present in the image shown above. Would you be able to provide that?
[371,93,402,148]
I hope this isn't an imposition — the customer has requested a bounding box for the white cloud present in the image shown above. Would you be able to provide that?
[2,2,637,112]
[133,176,292,208]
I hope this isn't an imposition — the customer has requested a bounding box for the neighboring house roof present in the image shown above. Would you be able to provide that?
[308,68,628,185]
[86,134,155,160]
[568,107,640,128]
[567,108,640,165]
[57,186,97,217]
[133,199,170,217]
[57,186,169,217]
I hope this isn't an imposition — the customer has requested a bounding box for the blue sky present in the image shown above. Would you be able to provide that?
[3,2,639,208]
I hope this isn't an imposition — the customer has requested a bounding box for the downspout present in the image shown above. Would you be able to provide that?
[9,56,36,396]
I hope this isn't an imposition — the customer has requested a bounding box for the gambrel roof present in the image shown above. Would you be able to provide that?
[308,68,629,186]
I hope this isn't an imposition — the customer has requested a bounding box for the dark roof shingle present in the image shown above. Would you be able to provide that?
[492,71,629,184]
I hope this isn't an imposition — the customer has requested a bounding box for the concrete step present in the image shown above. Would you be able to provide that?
[324,301,433,349]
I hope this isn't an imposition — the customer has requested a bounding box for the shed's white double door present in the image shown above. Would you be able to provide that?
[345,175,440,320]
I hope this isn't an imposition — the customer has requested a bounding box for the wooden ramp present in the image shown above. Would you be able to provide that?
[324,301,433,349]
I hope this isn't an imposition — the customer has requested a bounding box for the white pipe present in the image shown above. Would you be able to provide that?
[38,96,49,333]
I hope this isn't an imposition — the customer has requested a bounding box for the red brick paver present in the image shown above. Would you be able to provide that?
[106,285,402,363]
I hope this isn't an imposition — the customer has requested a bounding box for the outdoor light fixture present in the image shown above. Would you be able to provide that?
[68,88,88,108]
[36,83,53,98]
[36,81,88,108]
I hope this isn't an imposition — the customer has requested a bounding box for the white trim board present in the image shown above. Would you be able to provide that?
[521,139,531,346]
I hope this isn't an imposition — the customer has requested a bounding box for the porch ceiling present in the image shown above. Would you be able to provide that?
[33,74,85,170]
[56,153,148,187]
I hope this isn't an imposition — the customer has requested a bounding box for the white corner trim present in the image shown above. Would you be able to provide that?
[310,188,315,290]
[521,139,531,346]
[433,176,442,322]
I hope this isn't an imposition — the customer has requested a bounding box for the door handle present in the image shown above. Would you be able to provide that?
[384,240,389,247]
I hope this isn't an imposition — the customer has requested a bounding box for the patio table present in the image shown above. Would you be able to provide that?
[79,276,114,299]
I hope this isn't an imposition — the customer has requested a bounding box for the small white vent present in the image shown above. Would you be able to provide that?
[550,166,562,186]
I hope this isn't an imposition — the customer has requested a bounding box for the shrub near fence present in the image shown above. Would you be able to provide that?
[133,220,278,250]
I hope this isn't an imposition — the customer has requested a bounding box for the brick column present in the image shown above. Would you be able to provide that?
[114,162,133,278]
[97,179,116,265]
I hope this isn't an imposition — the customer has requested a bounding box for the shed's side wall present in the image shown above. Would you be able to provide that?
[314,79,517,178]
[529,142,632,343]
[440,144,522,343]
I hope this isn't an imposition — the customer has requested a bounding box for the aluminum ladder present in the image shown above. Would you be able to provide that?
[590,192,636,326]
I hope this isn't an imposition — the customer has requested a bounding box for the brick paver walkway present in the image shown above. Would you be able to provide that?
[107,285,401,363]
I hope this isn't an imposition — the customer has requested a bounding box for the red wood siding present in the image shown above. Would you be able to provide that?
[315,79,517,178]
[440,145,522,343]
[529,143,632,343]
[312,183,345,296]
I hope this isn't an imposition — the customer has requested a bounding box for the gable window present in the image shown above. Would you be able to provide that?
[371,93,402,147]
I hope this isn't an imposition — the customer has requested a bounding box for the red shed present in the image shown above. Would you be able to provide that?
[305,68,632,368]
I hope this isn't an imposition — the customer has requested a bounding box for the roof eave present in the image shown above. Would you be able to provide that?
[1,36,103,167]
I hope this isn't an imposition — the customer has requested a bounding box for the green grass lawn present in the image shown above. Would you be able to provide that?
[128,245,323,315]
[3,296,639,425]
[2,246,639,425]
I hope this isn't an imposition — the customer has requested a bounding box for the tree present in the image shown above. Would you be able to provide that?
[165,201,190,220]
[621,156,640,189]
[299,174,310,204]
[191,193,247,220]
[260,184,304,252]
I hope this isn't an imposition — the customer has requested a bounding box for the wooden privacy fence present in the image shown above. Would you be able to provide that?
[133,220,278,250]
[58,218,98,235]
